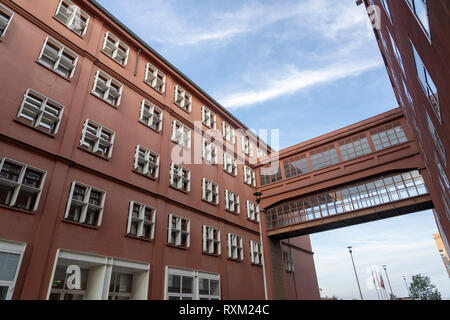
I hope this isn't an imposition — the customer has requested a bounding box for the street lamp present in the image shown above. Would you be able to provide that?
[382,265,394,298]
[254,192,268,300]
[347,246,364,300]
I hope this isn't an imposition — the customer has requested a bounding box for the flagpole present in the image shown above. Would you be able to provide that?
[371,269,380,300]
[382,265,394,298]
[347,246,364,300]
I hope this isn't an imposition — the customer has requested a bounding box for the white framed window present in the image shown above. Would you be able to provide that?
[0,4,14,38]
[380,0,392,23]
[387,29,405,78]
[241,136,253,156]
[225,190,240,214]
[283,251,295,273]
[425,111,446,167]
[133,145,160,179]
[0,240,26,301]
[80,119,115,159]
[171,120,191,149]
[92,70,123,107]
[169,163,191,192]
[246,200,260,222]
[165,267,220,300]
[202,139,218,164]
[243,165,256,187]
[17,89,64,135]
[406,0,430,38]
[37,37,78,79]
[433,151,449,192]
[0,158,46,212]
[174,85,192,113]
[222,122,235,144]
[249,240,262,265]
[223,153,237,176]
[227,234,243,261]
[139,100,163,132]
[167,214,190,248]
[201,106,216,130]
[201,178,219,205]
[127,201,156,240]
[202,225,221,256]
[54,0,90,36]
[102,32,129,66]
[257,148,268,159]
[144,63,166,93]
[64,181,106,227]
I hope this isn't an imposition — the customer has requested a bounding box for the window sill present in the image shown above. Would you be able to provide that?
[101,50,127,68]
[174,103,191,114]
[228,258,243,263]
[167,243,189,250]
[138,120,162,134]
[78,146,111,161]
[202,252,220,258]
[171,140,191,151]
[14,118,57,138]
[90,92,119,108]
[0,203,35,215]
[36,60,73,83]
[143,80,165,96]
[169,185,190,194]
[226,210,239,215]
[125,234,153,243]
[201,199,218,207]
[132,169,158,181]
[62,219,99,230]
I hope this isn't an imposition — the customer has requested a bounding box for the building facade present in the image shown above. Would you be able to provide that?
[433,233,450,278]
[0,0,319,300]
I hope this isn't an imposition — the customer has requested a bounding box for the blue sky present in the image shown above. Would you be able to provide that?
[96,0,450,299]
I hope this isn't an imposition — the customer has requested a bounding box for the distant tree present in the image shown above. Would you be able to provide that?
[409,274,442,300]
[389,293,397,300]
[322,295,339,300]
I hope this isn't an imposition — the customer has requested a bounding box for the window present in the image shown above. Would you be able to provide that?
[401,78,413,107]
[91,70,123,107]
[310,145,339,171]
[339,135,372,161]
[0,4,13,38]
[387,29,406,78]
[202,226,221,256]
[169,164,191,192]
[259,166,282,186]
[64,182,106,227]
[144,63,166,93]
[433,152,449,191]
[0,158,46,212]
[411,42,440,123]
[167,214,190,248]
[426,111,446,167]
[241,136,253,156]
[223,153,237,176]
[243,165,256,187]
[126,201,156,240]
[17,89,64,135]
[102,32,129,66]
[283,251,295,273]
[165,267,220,300]
[246,200,260,222]
[0,240,26,301]
[38,37,78,79]
[222,122,235,144]
[406,0,430,37]
[201,106,216,130]
[54,0,90,36]
[202,139,218,164]
[133,145,160,179]
[227,234,243,261]
[201,178,219,205]
[174,85,192,112]
[257,148,268,159]
[249,241,262,265]
[380,0,392,23]
[108,272,133,300]
[283,154,309,179]
[139,100,163,132]
[80,119,115,159]
[225,190,240,214]
[171,120,191,149]
[370,122,407,151]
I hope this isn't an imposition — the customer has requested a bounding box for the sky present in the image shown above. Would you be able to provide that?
[95,0,450,299]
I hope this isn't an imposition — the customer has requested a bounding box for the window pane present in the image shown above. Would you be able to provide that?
[168,275,181,293]
[199,278,209,295]
[0,252,20,281]
[181,276,193,294]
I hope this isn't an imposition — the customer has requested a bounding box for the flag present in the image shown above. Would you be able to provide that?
[379,274,385,289]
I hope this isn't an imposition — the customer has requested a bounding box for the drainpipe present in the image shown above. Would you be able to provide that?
[258,210,269,300]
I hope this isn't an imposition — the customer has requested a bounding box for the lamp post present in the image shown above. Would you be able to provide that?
[254,192,268,300]
[347,246,364,300]
[403,276,410,298]
[382,265,394,298]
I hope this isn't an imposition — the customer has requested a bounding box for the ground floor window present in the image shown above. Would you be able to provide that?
[165,267,220,300]
[0,240,26,300]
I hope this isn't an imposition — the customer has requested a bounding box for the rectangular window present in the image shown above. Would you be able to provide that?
[249,241,262,265]
[222,122,235,144]
[171,120,191,149]
[133,145,160,179]
[259,166,282,186]
[370,122,407,151]
[174,85,192,113]
[406,0,430,37]
[0,4,13,38]
[310,145,339,171]
[225,190,240,214]
[380,0,392,23]
[0,240,26,301]
[17,89,64,135]
[339,134,372,161]
[426,111,446,167]
[202,139,218,164]
[144,63,166,93]
[54,0,90,36]
[283,251,295,273]
[257,148,268,159]
[64,182,106,227]
[246,200,260,222]
[92,70,123,107]
[227,234,243,261]
[165,267,220,300]
[80,119,115,159]
[198,272,221,300]
[108,272,133,300]
[201,178,219,205]
[38,37,78,79]
[139,100,163,132]
[283,154,309,179]
[167,214,190,248]
[433,151,449,191]
[243,165,256,187]
[202,226,221,256]
[201,106,216,130]
[0,158,46,212]
[126,201,156,240]
[241,136,253,156]
[102,32,129,66]
[223,153,237,176]
[387,29,406,78]
[169,164,191,192]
